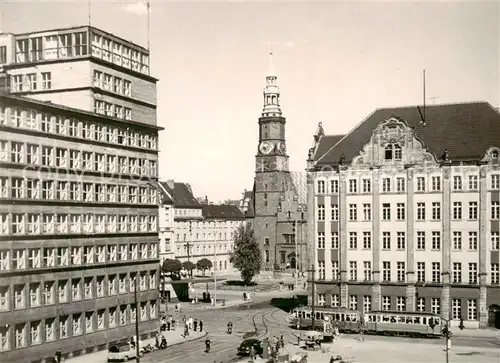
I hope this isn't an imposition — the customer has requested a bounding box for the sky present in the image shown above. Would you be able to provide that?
[1,0,499,202]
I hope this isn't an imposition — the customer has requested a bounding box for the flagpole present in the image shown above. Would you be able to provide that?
[147,0,151,74]
[88,0,91,26]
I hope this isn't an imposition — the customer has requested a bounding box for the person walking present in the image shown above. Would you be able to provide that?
[227,321,233,334]
[249,345,256,362]
[194,319,198,332]
[199,320,203,332]
[53,349,62,363]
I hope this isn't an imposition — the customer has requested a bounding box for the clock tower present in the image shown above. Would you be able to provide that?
[253,50,292,271]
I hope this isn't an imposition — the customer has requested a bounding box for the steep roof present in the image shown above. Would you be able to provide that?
[158,181,174,204]
[289,171,307,205]
[315,102,500,166]
[172,182,201,208]
[202,204,245,220]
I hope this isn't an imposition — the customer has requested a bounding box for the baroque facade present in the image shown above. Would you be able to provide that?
[306,102,500,329]
[252,54,308,273]
[0,26,161,362]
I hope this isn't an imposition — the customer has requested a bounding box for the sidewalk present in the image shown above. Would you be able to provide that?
[451,327,500,339]
[65,329,206,363]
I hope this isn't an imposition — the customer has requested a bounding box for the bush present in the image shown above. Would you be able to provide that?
[224,280,257,287]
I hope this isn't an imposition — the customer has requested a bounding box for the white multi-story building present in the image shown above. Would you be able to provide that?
[158,181,175,263]
[306,102,500,329]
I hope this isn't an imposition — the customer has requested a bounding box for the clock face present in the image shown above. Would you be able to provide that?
[278,142,286,154]
[259,141,274,155]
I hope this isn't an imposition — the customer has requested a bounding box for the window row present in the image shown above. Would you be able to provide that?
[91,33,149,75]
[0,244,158,272]
[0,106,158,150]
[319,230,499,252]
[0,301,157,351]
[93,70,132,97]
[0,272,157,312]
[93,100,132,120]
[316,173,500,194]
[11,72,52,92]
[319,261,499,285]
[0,140,157,177]
[1,177,157,205]
[0,213,157,237]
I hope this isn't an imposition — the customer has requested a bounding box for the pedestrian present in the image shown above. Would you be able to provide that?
[184,323,189,337]
[227,321,233,334]
[199,320,203,332]
[194,319,198,332]
[249,345,256,361]
[54,349,62,363]
[280,334,284,348]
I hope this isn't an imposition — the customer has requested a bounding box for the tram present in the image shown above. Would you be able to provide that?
[288,306,443,338]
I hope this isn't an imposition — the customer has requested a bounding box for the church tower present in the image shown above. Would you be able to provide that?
[254,50,290,270]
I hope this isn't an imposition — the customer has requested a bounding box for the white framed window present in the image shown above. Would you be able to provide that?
[43,282,54,305]
[492,174,500,190]
[382,203,391,221]
[431,202,441,220]
[362,178,371,193]
[453,202,462,220]
[12,212,24,232]
[416,202,425,220]
[349,295,357,311]
[493,232,500,250]
[382,178,391,192]
[349,232,357,249]
[417,262,425,283]
[396,232,405,250]
[349,204,357,221]
[492,201,500,220]
[331,204,339,221]
[330,294,339,308]
[468,175,478,190]
[382,296,391,311]
[491,263,499,284]
[59,316,69,339]
[416,231,425,250]
[58,280,68,303]
[396,296,406,312]
[318,261,325,280]
[331,261,339,280]
[453,262,462,283]
[416,297,425,312]
[397,261,405,282]
[349,261,357,281]
[431,298,440,315]
[349,179,357,193]
[317,205,325,221]
[318,294,325,307]
[452,298,461,320]
[382,232,391,250]
[468,231,478,251]
[453,231,462,250]
[363,261,371,281]
[72,314,82,336]
[382,261,391,282]
[416,176,425,192]
[432,231,441,250]
[0,286,9,311]
[469,201,478,219]
[13,285,25,309]
[0,325,10,351]
[453,175,462,190]
[15,323,26,348]
[468,263,477,284]
[330,180,339,194]
[363,232,371,249]
[432,262,441,283]
[29,283,40,307]
[431,176,441,191]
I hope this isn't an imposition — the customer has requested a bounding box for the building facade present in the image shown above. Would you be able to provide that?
[158,181,175,263]
[0,25,161,363]
[252,54,308,273]
[307,102,500,329]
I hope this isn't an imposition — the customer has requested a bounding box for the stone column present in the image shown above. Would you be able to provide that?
[441,165,452,322]
[306,170,316,307]
[406,168,416,311]
[479,166,488,328]
[371,169,381,310]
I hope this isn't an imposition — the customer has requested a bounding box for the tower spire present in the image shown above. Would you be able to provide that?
[262,47,281,117]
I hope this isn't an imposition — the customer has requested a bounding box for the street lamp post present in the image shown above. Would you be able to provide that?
[213,241,217,306]
[134,275,140,363]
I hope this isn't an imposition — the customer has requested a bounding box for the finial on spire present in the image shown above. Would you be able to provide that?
[268,43,275,77]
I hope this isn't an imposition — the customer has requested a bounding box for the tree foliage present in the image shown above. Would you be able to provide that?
[162,258,182,275]
[229,223,262,285]
[182,261,196,272]
[196,258,213,275]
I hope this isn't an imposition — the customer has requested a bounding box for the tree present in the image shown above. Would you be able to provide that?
[182,261,196,277]
[230,223,262,285]
[196,258,213,276]
[162,258,182,278]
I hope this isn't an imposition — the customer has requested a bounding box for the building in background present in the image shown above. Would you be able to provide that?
[0,25,161,362]
[252,54,307,273]
[238,189,255,228]
[158,180,175,263]
[307,102,500,329]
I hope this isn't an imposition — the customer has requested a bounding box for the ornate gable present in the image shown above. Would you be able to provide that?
[351,116,437,167]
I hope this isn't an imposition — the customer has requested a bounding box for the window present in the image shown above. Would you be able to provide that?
[363,232,371,249]
[384,144,401,160]
[491,264,499,284]
[43,282,54,305]
[363,204,371,221]
[29,283,41,307]
[28,248,41,268]
[468,263,478,284]
[349,232,357,249]
[382,261,391,282]
[492,201,500,220]
[382,232,391,250]
[349,261,357,281]
[26,73,37,91]
[417,231,425,250]
[348,295,357,311]
[363,261,371,281]
[12,214,25,235]
[452,298,462,320]
[468,175,478,190]
[431,202,441,220]
[318,261,325,280]
[417,262,425,282]
[330,294,339,308]
[432,262,441,283]
[416,297,425,312]
[492,174,500,190]
[329,179,339,194]
[363,295,371,312]
[317,205,325,221]
[431,176,441,191]
[416,176,425,192]
[432,231,441,250]
[397,262,405,282]
[431,297,441,315]
[396,203,405,220]
[11,142,24,163]
[331,204,339,221]
[453,175,462,190]
[317,232,325,249]
[469,202,478,220]
[396,232,405,249]
[453,231,462,250]
[331,232,339,249]
[492,232,500,250]
[349,204,357,221]
[362,179,371,193]
[453,262,462,283]
[15,323,26,348]
[396,297,406,312]
[416,202,425,220]
[382,178,391,192]
[349,179,357,193]
[27,144,38,164]
[468,232,478,251]
[41,72,52,90]
[382,203,391,221]
[393,177,404,192]
[382,296,391,311]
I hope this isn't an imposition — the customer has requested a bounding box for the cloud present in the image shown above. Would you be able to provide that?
[122,1,148,16]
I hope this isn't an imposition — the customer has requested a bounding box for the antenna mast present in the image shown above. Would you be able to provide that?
[423,69,426,123]
[88,0,91,26]
[147,0,151,74]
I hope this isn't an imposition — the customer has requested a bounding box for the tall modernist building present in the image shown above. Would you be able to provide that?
[307,102,500,329]
[252,54,307,273]
[0,26,161,362]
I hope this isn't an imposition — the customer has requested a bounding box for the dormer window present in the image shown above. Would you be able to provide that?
[492,150,498,160]
[385,144,402,161]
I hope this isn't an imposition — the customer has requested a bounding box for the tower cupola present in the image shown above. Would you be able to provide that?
[262,49,281,117]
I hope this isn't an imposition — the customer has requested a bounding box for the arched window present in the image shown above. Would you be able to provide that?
[492,150,498,160]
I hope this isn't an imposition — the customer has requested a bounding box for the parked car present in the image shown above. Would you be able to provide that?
[237,339,263,356]
[107,341,143,362]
